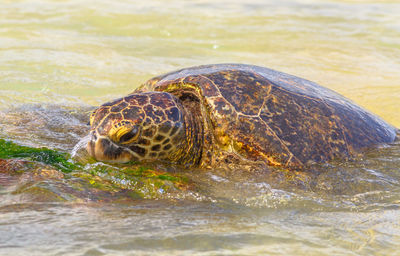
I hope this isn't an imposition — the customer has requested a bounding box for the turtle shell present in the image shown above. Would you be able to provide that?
[136,64,397,167]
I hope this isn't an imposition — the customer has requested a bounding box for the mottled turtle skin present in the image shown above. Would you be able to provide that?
[87,64,397,168]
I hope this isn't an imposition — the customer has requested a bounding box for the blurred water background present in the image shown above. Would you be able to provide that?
[1,0,400,255]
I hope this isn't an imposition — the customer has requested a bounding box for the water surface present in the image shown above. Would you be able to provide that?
[1,0,400,255]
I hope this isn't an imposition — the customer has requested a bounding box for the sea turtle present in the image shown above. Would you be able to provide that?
[87,64,397,169]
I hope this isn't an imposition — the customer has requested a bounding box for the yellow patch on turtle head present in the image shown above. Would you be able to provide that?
[108,121,140,145]
[89,111,96,126]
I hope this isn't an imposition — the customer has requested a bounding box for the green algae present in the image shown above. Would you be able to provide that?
[0,139,77,173]
[0,139,190,200]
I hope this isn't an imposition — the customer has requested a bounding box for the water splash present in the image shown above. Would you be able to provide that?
[71,135,93,164]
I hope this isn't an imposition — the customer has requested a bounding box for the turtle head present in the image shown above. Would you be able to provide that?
[87,92,188,164]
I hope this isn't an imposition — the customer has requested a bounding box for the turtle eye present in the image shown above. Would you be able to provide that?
[118,126,140,145]
[109,122,141,144]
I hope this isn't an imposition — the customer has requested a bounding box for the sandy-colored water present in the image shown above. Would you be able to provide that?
[1,0,400,255]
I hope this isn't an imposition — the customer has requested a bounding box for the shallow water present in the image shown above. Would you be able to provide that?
[1,0,400,255]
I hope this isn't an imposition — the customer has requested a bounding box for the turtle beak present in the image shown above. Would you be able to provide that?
[86,131,133,163]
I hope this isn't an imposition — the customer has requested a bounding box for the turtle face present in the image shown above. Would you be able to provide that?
[87,92,186,164]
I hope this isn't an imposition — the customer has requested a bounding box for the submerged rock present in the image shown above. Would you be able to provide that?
[0,140,191,204]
